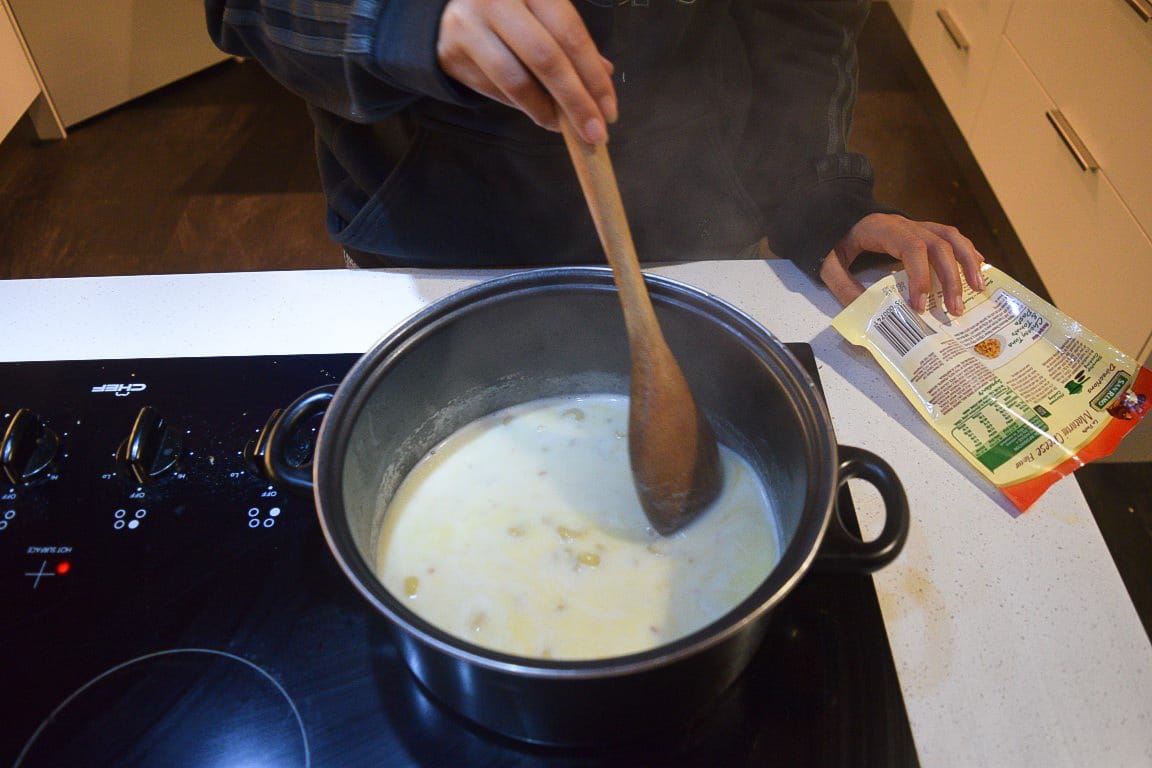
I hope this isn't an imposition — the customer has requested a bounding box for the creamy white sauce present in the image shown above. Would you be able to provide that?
[373,395,779,660]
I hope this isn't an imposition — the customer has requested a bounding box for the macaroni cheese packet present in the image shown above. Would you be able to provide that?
[832,266,1151,511]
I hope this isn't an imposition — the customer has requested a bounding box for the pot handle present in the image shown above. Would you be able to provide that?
[814,445,909,573]
[263,384,336,496]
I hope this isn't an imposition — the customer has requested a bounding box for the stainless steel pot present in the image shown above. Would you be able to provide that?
[266,266,908,746]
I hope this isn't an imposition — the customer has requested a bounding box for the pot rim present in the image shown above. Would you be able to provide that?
[313,266,840,680]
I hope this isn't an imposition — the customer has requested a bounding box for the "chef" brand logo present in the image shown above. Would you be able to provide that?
[91,383,147,397]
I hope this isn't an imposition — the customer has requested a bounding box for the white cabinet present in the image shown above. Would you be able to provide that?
[969,41,1152,360]
[893,0,1152,361]
[1005,0,1152,241]
[899,0,1013,135]
[7,0,229,130]
[1,0,41,138]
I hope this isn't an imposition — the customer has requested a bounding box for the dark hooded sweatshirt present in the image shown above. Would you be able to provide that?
[205,0,894,276]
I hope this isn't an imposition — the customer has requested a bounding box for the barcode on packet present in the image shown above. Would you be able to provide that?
[869,301,936,357]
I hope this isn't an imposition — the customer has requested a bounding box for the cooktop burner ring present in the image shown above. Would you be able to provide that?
[15,647,311,768]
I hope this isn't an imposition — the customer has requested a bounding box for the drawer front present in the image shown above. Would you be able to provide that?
[1006,0,1152,238]
[902,0,1014,135]
[970,41,1152,360]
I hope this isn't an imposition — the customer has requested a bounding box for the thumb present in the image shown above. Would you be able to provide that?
[819,250,866,307]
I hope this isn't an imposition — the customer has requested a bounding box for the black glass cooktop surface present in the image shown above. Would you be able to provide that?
[0,345,917,767]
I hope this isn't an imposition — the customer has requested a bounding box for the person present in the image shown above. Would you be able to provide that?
[205,0,985,315]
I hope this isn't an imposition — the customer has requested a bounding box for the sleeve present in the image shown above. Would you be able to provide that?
[204,0,482,122]
[731,0,901,278]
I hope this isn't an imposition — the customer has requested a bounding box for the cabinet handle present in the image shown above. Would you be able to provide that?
[1046,110,1100,172]
[1125,0,1152,22]
[936,8,970,51]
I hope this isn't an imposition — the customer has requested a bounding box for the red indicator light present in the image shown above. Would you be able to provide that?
[55,561,71,575]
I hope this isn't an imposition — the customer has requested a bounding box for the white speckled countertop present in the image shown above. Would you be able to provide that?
[2,261,1149,767]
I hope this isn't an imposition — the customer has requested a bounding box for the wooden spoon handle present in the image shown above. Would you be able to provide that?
[558,118,662,347]
[560,115,723,535]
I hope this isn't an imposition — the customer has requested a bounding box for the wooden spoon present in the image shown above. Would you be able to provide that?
[559,117,722,535]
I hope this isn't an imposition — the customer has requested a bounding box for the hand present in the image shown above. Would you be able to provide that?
[820,213,986,315]
[437,0,617,144]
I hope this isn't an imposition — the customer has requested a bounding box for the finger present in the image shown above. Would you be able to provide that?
[819,250,867,307]
[439,5,551,120]
[491,3,609,142]
[902,249,933,312]
[875,223,934,312]
[448,18,559,130]
[922,221,986,293]
[924,233,966,316]
[528,0,617,123]
[868,219,960,314]
[445,59,519,111]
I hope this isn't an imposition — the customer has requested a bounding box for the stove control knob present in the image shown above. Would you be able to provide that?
[243,408,281,481]
[2,408,61,484]
[115,406,183,484]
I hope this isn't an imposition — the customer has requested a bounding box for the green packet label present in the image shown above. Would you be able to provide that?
[1093,370,1131,410]
[948,380,1049,471]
